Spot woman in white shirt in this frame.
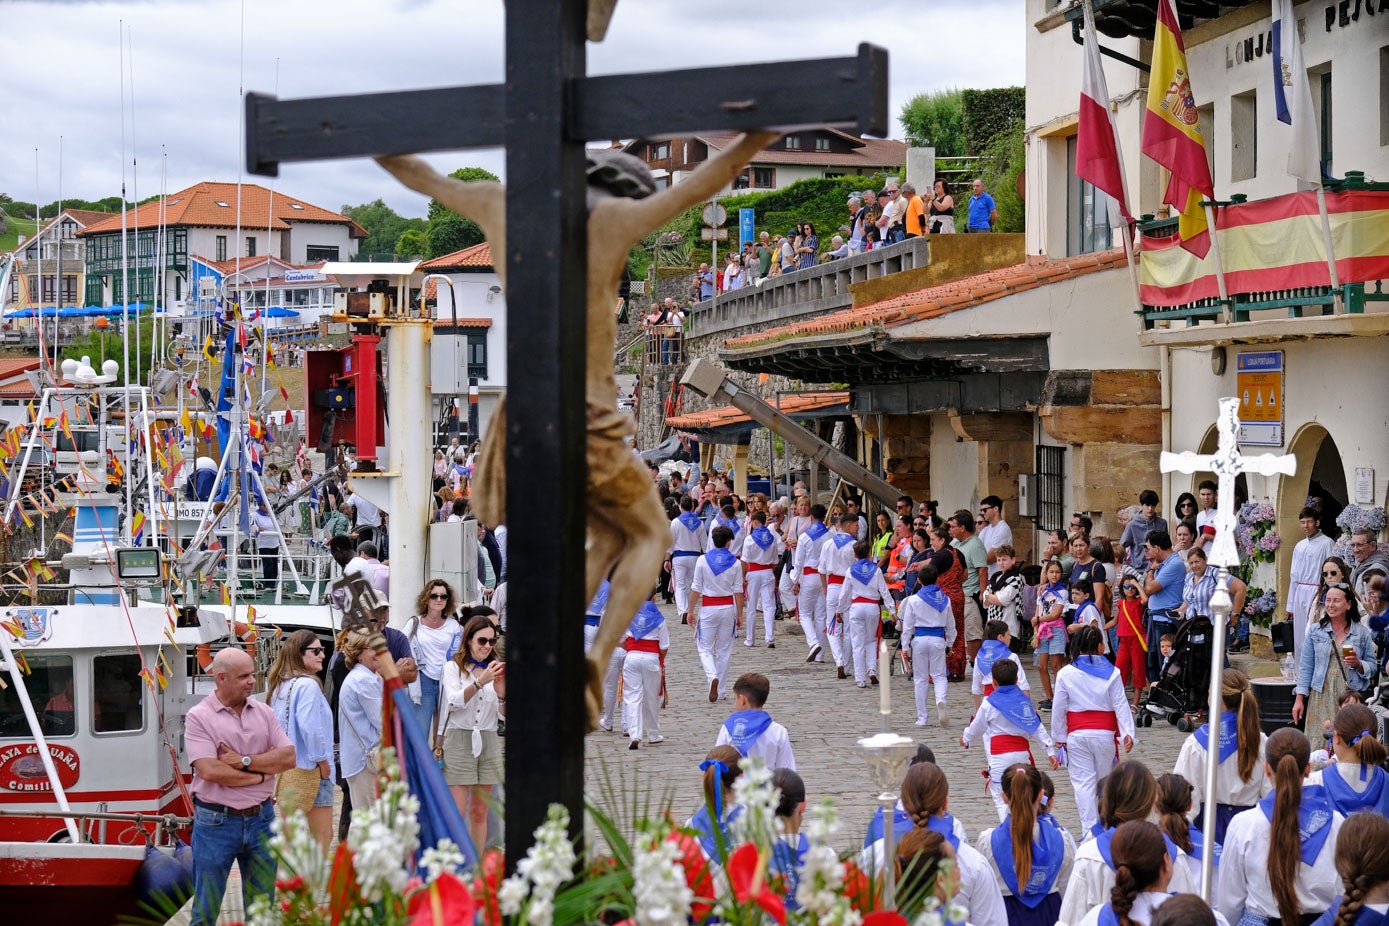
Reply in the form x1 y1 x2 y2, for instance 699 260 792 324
1314 812 1389 926
1073 821 1220 926
1217 728 1343 926
1306 702 1389 817
976 762 1076 926
407 579 463 743
336 630 383 815
1172 669 1269 844
440 614 505 855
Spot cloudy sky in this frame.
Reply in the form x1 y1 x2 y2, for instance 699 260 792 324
3 0 1025 219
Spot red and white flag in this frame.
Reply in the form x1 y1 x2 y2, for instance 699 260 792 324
1076 1 1132 224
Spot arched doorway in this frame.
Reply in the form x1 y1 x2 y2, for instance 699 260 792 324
1276 423 1347 611
1184 424 1247 517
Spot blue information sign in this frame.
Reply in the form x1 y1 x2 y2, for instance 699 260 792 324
739 208 755 248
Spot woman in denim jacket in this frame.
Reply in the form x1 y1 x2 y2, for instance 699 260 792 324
1293 584 1377 735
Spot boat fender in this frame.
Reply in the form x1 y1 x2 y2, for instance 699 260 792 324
135 842 194 911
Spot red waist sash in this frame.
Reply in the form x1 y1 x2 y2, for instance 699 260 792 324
623 638 661 653
746 562 774 572
1068 710 1119 732
827 575 845 585
802 567 819 576
702 596 735 606
851 596 881 605
990 734 1032 755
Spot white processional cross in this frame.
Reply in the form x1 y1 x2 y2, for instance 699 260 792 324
1159 397 1297 569
1158 396 1297 903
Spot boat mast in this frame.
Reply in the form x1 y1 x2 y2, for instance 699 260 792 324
118 21 133 542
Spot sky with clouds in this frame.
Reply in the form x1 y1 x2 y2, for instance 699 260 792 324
2 0 1025 219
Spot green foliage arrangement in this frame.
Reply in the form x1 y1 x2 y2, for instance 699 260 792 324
960 87 1025 156
340 199 427 261
973 121 1025 234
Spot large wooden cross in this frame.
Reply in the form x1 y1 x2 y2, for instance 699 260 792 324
245 0 887 865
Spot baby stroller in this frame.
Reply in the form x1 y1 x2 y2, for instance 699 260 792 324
1139 615 1213 731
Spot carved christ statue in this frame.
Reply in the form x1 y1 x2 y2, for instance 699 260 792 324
377 131 778 727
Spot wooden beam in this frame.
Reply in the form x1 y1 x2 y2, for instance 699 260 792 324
948 411 1033 443
1039 404 1161 446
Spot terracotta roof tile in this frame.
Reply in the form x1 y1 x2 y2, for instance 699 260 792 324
419 242 493 270
666 390 848 429
0 359 41 380
78 182 367 238
722 248 1127 351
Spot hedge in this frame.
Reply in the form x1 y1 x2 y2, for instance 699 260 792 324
961 87 1025 155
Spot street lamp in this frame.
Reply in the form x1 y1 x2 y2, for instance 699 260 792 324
854 731 917 909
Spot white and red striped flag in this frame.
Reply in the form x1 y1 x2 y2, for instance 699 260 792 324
1076 0 1132 225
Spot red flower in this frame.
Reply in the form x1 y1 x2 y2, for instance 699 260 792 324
407 872 477 925
275 875 306 893
725 843 786 926
863 912 910 926
471 849 505 926
667 829 715 921
840 858 878 913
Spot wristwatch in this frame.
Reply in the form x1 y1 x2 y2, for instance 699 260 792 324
241 755 252 770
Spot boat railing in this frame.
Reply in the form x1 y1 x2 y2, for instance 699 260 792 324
0 808 190 846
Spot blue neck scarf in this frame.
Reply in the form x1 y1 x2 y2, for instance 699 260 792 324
991 815 1066 905
627 602 665 639
1184 824 1222 864
750 526 775 550
677 511 702 532
1073 600 1100 626
1259 785 1336 865
1042 582 1068 604
831 531 855 549
849 558 880 585
976 639 1012 678
1194 711 1240 763
804 521 828 542
722 710 773 756
988 684 1042 734
925 813 960 851
1073 655 1117 681
863 804 913 849
716 515 741 534
1322 762 1389 816
770 833 810 910
585 579 610 618
916 583 949 611
706 547 737 576
1317 901 1389 926
689 800 742 859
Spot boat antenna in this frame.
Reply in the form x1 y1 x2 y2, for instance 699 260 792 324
260 58 279 397
56 136 64 359
127 22 141 386
118 19 134 541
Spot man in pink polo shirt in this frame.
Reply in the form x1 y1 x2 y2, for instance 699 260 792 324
184 648 295 926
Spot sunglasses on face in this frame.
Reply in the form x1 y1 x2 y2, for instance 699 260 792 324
1324 571 1341 578
473 636 496 646
429 593 449 600
304 646 324 655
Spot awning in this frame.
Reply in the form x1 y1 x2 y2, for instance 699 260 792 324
665 390 850 443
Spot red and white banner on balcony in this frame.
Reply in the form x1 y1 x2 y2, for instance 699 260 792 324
1138 190 1389 307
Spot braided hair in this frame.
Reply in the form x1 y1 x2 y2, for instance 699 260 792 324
1109 821 1168 926
900 761 949 829
1334 812 1389 926
1155 773 1195 854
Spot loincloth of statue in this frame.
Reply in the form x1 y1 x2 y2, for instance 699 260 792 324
470 394 655 534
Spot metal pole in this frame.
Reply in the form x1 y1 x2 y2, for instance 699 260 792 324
1201 569 1231 901
0 630 81 842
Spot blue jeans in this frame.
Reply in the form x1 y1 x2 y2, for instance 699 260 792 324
414 673 440 740
190 799 276 926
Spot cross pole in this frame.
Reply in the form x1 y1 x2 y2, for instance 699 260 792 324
1159 396 1296 901
243 0 887 867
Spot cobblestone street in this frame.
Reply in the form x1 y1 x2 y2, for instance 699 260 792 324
585 602 1191 851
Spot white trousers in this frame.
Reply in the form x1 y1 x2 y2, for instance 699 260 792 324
910 634 948 722
987 749 1033 822
825 580 847 667
846 602 881 683
745 569 777 644
621 650 662 743
583 621 599 654
1066 729 1119 835
696 604 738 698
672 555 698 617
600 645 625 729
778 563 797 612
797 575 827 657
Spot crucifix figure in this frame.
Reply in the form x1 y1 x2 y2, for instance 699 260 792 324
1159 395 1295 901
373 136 778 731
245 0 886 860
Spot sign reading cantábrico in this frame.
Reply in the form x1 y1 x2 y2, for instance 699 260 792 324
0 743 81 792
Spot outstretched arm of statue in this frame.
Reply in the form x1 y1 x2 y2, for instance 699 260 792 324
621 130 780 230
375 155 507 254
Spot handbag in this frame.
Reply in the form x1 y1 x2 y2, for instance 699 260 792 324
1271 619 1295 654
432 690 450 769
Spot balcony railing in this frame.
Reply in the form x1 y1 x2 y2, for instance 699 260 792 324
686 237 930 340
642 325 684 366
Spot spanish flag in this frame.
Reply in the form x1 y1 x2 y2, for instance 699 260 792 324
1141 0 1214 258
